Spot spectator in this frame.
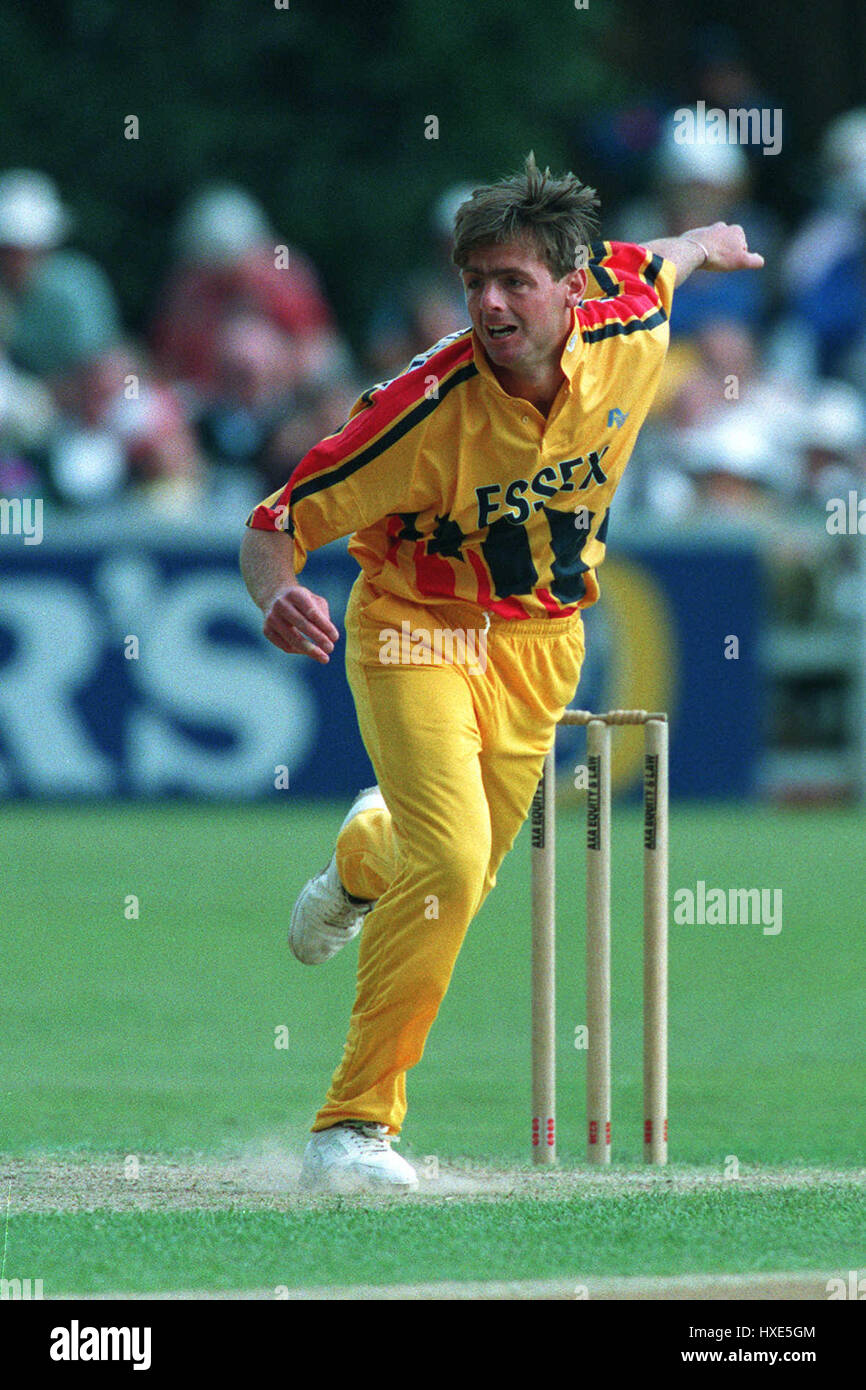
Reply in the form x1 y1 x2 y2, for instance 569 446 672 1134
48 343 205 512
262 375 367 499
0 353 55 496
780 109 866 296
619 319 812 520
675 405 800 517
0 170 121 384
685 24 781 179
196 312 295 493
151 184 349 406
664 320 752 426
798 380 866 508
574 23 775 209
663 319 787 432
609 116 781 337
192 310 367 508
773 109 866 381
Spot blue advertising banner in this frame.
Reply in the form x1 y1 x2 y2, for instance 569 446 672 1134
0 518 761 800
561 537 762 800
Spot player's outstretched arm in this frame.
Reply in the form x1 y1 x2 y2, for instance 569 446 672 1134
240 527 339 663
644 222 765 287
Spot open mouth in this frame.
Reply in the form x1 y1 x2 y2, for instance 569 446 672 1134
486 324 518 339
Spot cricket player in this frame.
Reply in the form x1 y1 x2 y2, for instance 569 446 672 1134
240 154 762 1192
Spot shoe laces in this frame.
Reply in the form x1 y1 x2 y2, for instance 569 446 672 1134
322 902 358 933
316 862 372 934
346 1122 398 1150
317 881 362 934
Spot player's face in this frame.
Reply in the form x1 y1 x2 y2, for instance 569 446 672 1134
461 240 584 375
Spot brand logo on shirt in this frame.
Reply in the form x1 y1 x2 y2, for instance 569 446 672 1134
607 407 629 428
475 446 609 528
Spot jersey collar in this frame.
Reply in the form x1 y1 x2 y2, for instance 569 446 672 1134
471 307 583 394
560 307 584 379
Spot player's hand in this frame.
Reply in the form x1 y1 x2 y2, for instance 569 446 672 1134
688 222 765 272
261 584 340 663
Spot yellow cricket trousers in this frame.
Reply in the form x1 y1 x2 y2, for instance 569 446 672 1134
312 576 585 1134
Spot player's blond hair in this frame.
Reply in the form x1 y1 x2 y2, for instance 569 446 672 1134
451 152 600 280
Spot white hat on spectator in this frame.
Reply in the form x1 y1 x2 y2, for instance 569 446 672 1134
656 117 748 188
174 184 271 266
678 407 795 488
804 381 866 453
0 169 71 248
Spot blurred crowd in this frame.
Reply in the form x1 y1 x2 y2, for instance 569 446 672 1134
0 175 361 518
2 93 866 529
603 100 866 527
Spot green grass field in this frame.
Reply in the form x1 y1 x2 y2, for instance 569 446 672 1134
2 800 865 1296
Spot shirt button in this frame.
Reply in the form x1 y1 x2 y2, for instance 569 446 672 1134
522 415 529 424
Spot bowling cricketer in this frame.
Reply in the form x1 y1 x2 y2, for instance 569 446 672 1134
240 153 763 1191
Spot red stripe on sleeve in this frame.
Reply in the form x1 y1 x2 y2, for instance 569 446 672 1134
247 497 290 531
579 243 663 331
289 336 475 492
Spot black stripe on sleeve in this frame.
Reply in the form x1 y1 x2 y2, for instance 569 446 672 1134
587 241 619 297
582 307 668 344
291 361 478 506
643 252 664 286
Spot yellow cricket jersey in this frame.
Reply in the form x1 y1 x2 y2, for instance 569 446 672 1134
247 240 676 620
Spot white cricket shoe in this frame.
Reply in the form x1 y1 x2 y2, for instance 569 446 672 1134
300 1122 419 1193
288 786 386 964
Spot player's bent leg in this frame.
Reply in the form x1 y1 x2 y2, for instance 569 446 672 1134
299 1121 418 1193
312 635 495 1131
288 785 388 965
314 760 494 1133
335 788 396 902
308 589 579 1138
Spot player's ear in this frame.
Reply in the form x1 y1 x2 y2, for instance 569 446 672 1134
564 267 587 305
